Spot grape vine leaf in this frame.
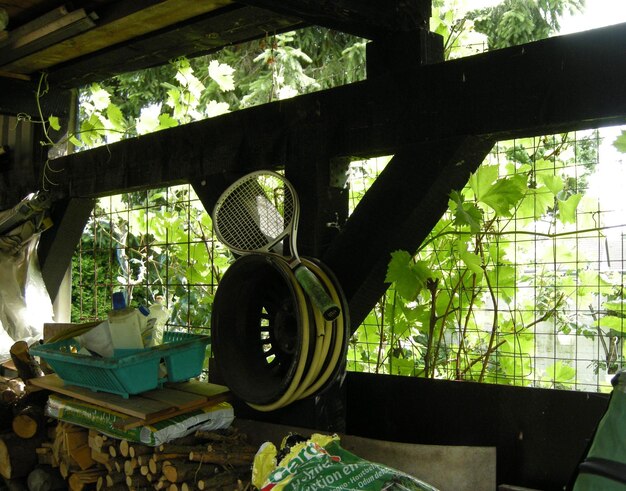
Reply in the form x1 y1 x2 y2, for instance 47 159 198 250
450 190 482 232
614 131 626 153
478 174 526 216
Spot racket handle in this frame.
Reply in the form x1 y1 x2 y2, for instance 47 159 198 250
294 265 341 321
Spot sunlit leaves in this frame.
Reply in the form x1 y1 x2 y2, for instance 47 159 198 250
208 60 235 92
48 115 61 131
386 251 433 300
613 130 626 153
477 174 527 216
450 190 482 232
136 103 162 135
557 193 582 223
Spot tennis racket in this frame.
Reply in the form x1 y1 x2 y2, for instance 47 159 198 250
213 170 341 321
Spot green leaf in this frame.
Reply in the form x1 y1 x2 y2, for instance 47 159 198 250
557 193 582 224
158 113 179 130
48 115 61 131
469 165 499 200
90 84 111 111
600 316 626 334
544 362 576 386
614 131 626 153
106 103 125 131
450 191 482 233
478 174 526 216
460 250 483 279
136 104 162 135
208 60 235 92
385 251 432 300
604 299 626 314
516 186 554 221
69 135 83 147
538 174 563 195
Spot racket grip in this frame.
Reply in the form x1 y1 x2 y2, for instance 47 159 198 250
294 265 341 321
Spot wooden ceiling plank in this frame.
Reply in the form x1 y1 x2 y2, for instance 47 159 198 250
0 10 96 66
0 0 234 74
0 4 69 49
48 5 302 89
237 0 432 39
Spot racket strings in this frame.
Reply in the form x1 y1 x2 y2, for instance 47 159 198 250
215 176 295 252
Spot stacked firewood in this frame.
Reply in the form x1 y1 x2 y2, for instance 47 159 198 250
36 424 254 491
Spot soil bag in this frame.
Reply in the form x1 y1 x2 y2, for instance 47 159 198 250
252 433 438 491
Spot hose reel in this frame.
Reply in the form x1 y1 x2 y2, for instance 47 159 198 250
211 254 349 411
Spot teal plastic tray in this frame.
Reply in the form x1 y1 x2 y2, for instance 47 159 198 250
31 331 210 398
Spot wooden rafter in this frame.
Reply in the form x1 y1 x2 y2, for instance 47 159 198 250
236 0 432 39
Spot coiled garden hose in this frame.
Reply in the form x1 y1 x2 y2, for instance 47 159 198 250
211 255 349 412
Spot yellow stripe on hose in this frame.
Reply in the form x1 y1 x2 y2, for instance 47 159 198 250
247 257 345 411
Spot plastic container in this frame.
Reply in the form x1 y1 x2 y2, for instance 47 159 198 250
31 331 210 398
108 292 144 350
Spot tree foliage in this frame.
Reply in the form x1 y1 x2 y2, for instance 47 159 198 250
66 0 623 391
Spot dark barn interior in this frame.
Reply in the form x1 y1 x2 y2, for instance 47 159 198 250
1 1 624 489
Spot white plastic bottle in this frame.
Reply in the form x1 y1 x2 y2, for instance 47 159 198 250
107 292 144 351
147 296 170 346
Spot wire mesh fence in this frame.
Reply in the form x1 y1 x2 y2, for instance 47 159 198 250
72 126 626 392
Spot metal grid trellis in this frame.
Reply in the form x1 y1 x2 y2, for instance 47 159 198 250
72 185 228 339
348 128 626 393
72 128 626 393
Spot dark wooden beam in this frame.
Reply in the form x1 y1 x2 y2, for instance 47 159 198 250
236 0 432 39
48 5 303 89
0 76 71 117
38 197 95 302
324 137 495 330
48 22 626 199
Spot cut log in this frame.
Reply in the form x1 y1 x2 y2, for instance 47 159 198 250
67 468 105 491
9 342 44 381
128 444 153 458
188 450 255 467
151 452 189 462
106 471 126 487
26 465 66 491
162 461 220 483
118 439 129 458
148 458 161 475
196 472 241 490
125 474 150 488
12 405 46 439
90 448 110 465
157 444 208 455
0 432 46 479
124 457 138 475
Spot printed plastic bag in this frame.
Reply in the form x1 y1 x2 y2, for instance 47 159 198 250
46 394 235 446
252 433 439 491
0 238 53 361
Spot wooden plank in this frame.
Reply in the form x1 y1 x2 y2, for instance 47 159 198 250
167 379 230 398
13 9 89 48
29 374 171 419
1 0 233 74
238 0 432 39
139 387 206 410
116 395 232 430
0 14 96 67
0 5 70 49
